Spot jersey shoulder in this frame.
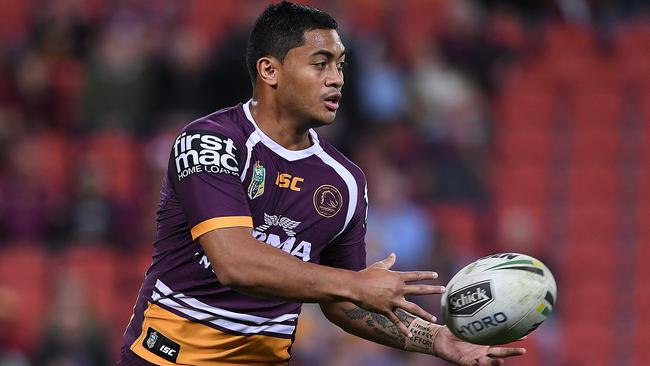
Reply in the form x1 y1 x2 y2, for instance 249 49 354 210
181 103 253 146
168 103 253 183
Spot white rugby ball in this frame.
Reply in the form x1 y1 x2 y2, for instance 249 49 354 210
440 253 557 345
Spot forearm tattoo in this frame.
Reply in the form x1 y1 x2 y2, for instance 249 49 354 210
342 306 416 347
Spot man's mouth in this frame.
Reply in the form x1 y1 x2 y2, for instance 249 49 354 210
324 93 341 111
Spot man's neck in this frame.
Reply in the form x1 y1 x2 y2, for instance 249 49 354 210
249 97 313 151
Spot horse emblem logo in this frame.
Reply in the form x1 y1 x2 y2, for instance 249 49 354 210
313 185 342 218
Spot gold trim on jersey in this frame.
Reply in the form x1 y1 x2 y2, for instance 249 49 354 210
130 303 291 365
191 216 253 240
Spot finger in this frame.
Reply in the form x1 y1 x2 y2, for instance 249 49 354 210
399 271 438 282
398 301 437 322
386 311 410 337
486 347 526 358
374 253 396 270
402 284 446 295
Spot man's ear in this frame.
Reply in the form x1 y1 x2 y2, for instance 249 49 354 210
256 57 280 87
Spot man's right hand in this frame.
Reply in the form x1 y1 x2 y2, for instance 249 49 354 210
352 253 445 337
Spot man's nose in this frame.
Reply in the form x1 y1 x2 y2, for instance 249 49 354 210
325 67 344 89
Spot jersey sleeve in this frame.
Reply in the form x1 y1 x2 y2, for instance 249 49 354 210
169 125 252 240
319 180 368 271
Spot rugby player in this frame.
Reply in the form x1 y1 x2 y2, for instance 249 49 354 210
118 2 526 365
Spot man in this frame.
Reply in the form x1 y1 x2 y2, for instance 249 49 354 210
118 2 525 365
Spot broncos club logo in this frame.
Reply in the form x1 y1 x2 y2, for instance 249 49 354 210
313 185 343 218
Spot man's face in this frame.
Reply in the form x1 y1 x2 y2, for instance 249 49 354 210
277 29 345 126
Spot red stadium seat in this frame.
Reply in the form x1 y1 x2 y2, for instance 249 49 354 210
431 204 482 259
185 0 237 45
572 90 624 129
495 87 557 129
112 245 154 356
639 91 650 164
499 59 557 91
542 24 597 57
568 165 619 207
492 162 551 201
0 243 49 351
632 283 650 366
32 132 74 199
345 0 385 35
564 322 614 366
0 0 31 42
538 24 623 93
396 0 448 57
493 202 547 254
83 132 142 202
569 126 621 168
561 282 615 325
633 233 650 279
615 22 650 88
565 202 618 239
561 244 618 290
491 159 551 254
632 325 650 366
56 245 119 325
496 126 554 165
636 167 650 209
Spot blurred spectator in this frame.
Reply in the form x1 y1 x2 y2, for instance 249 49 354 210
355 39 408 122
365 163 435 271
65 159 116 245
409 46 487 149
81 21 155 135
155 30 215 117
0 136 55 242
33 275 110 366
30 0 92 61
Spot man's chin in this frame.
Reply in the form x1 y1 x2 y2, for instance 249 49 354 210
310 112 337 127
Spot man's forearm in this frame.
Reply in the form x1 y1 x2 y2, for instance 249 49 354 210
199 226 441 336
323 303 441 354
200 228 360 304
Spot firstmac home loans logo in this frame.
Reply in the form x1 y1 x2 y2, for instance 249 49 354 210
447 280 494 317
173 130 240 181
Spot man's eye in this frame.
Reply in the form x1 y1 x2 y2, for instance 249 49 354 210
337 61 348 71
314 62 327 69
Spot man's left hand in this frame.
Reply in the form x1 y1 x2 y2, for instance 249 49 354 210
433 326 526 366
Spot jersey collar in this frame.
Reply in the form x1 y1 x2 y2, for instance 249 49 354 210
243 100 323 161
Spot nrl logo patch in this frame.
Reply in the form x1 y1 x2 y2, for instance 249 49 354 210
146 330 158 349
247 161 266 200
313 184 342 218
142 327 180 363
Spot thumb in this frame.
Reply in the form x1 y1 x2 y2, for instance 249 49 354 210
374 252 396 270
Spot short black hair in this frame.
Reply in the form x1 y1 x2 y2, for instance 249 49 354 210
246 1 338 85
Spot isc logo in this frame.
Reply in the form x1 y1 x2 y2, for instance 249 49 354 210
275 173 303 191
159 345 177 357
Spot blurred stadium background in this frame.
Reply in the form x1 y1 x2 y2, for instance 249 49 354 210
0 0 648 365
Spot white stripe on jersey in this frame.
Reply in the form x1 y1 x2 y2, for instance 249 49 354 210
154 295 296 336
240 133 261 182
315 151 358 239
153 280 297 336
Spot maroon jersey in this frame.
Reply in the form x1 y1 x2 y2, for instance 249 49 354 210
121 101 368 365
